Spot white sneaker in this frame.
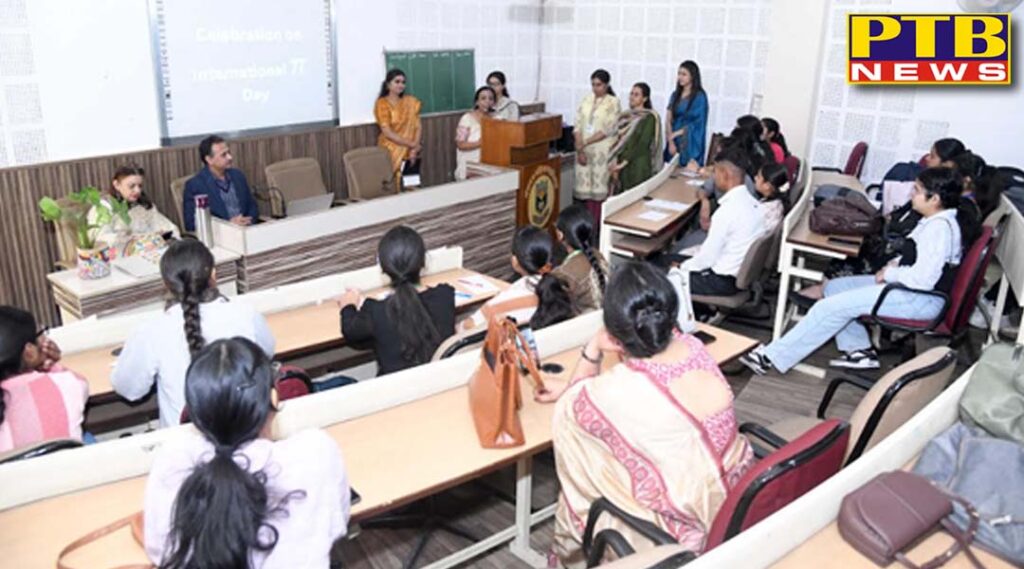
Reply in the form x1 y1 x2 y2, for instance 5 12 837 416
969 298 995 329
829 349 881 370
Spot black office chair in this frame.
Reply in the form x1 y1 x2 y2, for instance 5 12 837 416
0 438 83 464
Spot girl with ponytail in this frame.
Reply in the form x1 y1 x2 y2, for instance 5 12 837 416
462 226 575 331
552 204 609 313
112 239 275 426
537 262 753 565
338 225 456 374
145 337 350 568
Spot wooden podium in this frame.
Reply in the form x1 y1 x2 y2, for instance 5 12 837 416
480 113 562 230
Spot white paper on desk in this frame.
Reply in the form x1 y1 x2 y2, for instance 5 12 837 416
456 275 499 294
646 199 689 212
638 209 671 222
687 179 705 186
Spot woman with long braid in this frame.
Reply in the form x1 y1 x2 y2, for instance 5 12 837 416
144 337 350 568
112 239 274 426
552 203 609 313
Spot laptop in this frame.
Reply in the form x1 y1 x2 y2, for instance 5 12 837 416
285 194 333 217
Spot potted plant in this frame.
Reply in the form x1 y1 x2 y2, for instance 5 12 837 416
39 186 130 280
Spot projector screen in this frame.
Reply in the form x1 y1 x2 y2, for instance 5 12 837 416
149 0 337 145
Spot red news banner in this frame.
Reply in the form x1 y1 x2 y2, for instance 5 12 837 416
847 14 1012 85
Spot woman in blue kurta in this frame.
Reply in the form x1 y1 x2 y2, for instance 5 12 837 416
664 60 709 168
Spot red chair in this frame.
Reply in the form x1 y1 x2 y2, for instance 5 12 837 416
783 155 801 186
581 420 850 567
812 142 868 180
859 220 1004 360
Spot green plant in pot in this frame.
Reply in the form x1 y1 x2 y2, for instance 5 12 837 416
39 186 130 280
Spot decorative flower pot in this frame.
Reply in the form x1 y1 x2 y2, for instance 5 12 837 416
76 243 112 280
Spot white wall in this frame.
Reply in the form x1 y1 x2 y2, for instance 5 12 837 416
538 0 774 136
0 0 541 167
808 0 1024 181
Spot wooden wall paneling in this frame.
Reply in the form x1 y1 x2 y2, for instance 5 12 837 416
0 104 545 326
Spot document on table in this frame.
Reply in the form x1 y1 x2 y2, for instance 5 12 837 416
687 179 705 186
456 275 500 294
638 209 671 222
646 199 689 212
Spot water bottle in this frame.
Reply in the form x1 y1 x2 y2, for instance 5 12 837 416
194 194 214 247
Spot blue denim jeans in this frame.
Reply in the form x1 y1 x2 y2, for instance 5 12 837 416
764 275 945 373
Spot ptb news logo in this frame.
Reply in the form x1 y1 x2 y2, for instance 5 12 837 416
848 14 1012 85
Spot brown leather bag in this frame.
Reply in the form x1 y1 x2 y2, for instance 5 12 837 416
838 471 986 569
57 511 153 569
810 195 883 236
468 317 546 448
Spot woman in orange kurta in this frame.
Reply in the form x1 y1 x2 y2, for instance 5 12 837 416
375 69 423 183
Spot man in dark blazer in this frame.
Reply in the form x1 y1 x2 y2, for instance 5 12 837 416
182 135 260 232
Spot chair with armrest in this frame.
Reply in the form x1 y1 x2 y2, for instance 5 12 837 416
0 438 84 464
49 196 90 271
169 175 192 233
704 132 725 167
431 327 489 361
343 147 398 201
858 220 1002 361
581 420 850 567
782 155 801 187
691 229 778 326
263 158 345 217
813 141 868 180
741 347 956 465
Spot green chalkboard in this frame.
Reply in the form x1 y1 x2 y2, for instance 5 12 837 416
384 50 476 114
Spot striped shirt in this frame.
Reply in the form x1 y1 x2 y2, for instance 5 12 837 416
0 366 89 452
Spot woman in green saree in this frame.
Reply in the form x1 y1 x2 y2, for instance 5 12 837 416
609 82 663 194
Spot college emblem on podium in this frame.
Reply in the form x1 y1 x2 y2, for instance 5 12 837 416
526 165 557 228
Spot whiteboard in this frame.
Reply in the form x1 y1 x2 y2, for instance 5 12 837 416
149 0 338 145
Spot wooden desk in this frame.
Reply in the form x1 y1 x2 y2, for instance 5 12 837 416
47 246 240 322
772 171 867 349
0 324 756 569
63 268 507 401
604 176 702 237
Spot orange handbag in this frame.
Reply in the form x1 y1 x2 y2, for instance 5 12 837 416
56 511 153 569
468 317 546 448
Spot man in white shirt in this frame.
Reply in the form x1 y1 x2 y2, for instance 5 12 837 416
675 147 765 296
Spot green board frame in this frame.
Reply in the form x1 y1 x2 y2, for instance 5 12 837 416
384 49 476 114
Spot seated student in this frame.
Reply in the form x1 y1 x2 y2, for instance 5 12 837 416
88 164 179 258
743 167 964 374
462 226 575 331
735 115 777 170
454 86 496 181
145 337 350 568
671 147 765 296
677 162 787 259
0 307 88 452
925 137 966 169
552 204 608 313
537 262 754 565
762 117 789 164
182 135 260 233
338 226 455 374
487 71 520 120
112 239 275 427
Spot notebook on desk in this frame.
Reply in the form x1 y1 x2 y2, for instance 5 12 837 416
112 255 161 278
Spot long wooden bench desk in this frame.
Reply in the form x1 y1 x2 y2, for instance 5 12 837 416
60 267 506 403
0 315 757 569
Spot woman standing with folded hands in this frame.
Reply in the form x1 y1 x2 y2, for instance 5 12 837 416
574 69 621 224
375 69 423 183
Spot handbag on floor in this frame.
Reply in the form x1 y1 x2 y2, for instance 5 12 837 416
913 422 1024 565
959 342 1024 445
57 511 152 569
468 316 546 449
838 471 985 568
